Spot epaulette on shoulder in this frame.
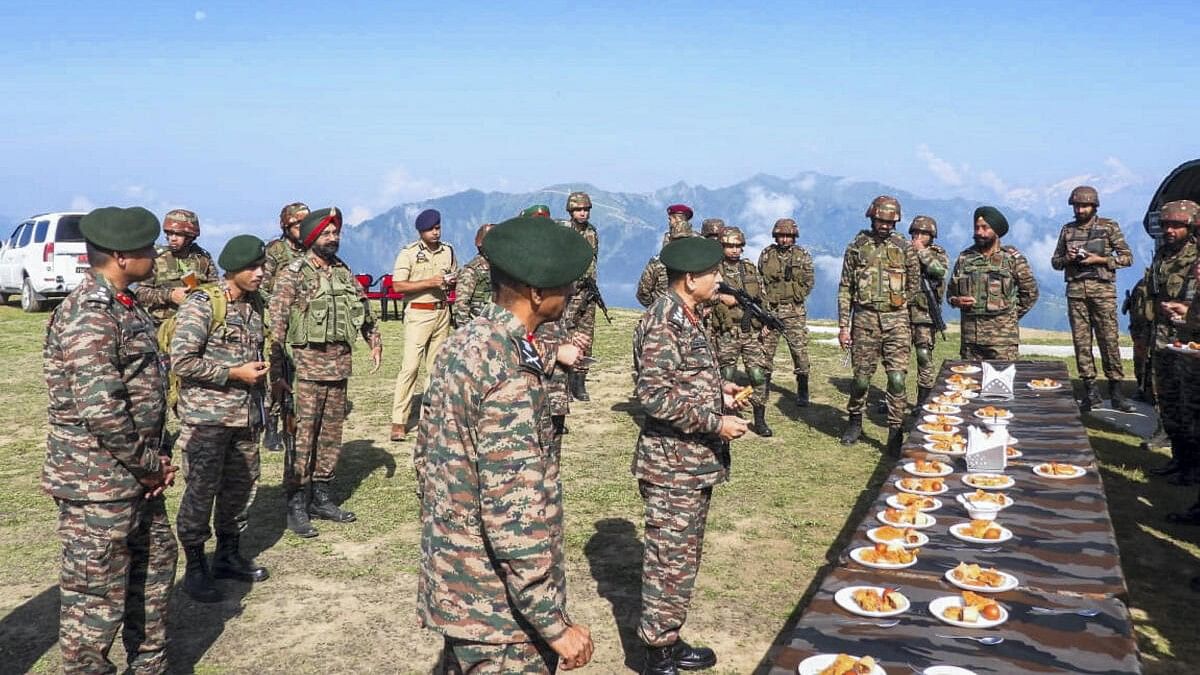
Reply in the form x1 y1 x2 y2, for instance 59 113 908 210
84 286 113 307
286 258 306 272
668 304 686 329
1003 245 1025 260
154 245 170 257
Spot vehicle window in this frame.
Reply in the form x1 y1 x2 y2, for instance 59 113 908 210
8 224 27 248
17 223 33 248
34 220 50 243
55 215 85 242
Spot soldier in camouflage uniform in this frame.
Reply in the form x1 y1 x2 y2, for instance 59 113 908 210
633 236 749 675
1167 228 1200 523
451 222 496 327
1050 186 1135 412
714 226 773 436
1143 200 1200 484
700 219 724 240
908 216 948 409
263 202 309 296
637 204 695 307
44 206 179 674
133 208 219 325
561 192 601 401
416 216 595 673
948 206 1039 361
758 218 815 407
171 236 272 603
837 196 921 455
1123 277 1154 401
269 207 383 537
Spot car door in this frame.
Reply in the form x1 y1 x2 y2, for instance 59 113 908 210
0 222 31 290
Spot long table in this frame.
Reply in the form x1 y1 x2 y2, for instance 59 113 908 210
769 361 1140 674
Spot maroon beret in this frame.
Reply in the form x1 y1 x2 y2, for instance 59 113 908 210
666 204 694 220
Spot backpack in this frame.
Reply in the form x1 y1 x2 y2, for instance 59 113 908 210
157 283 228 409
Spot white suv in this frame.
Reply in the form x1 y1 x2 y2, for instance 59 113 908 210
0 212 89 312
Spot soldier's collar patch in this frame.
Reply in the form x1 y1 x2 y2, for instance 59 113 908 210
516 336 543 374
115 292 135 308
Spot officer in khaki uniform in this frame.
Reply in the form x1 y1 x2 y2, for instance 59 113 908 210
390 208 458 441
134 208 219 325
758 218 814 406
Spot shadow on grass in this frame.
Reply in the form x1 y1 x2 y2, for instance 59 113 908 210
0 584 58 673
584 518 644 673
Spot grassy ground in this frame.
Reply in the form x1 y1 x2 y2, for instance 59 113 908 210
0 301 1195 673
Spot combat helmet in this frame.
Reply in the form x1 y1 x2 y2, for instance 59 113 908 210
772 218 798 237
1160 200 1200 227
566 191 592 210
163 209 200 237
865 196 902 222
1068 185 1100 207
279 202 310 229
908 215 938 239
719 227 746 246
700 218 725 238
667 219 694 240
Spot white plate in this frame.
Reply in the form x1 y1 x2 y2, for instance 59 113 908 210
945 567 1019 593
923 414 965 426
895 478 949 496
949 522 1014 544
877 510 937 529
930 595 1009 629
867 526 930 549
924 667 978 675
958 492 1013 509
797 654 886 675
942 387 980 398
834 585 911 618
918 423 961 436
962 474 1014 490
931 395 972 406
973 409 1014 421
950 365 982 374
1006 436 1020 446
1005 447 1023 459
1033 463 1086 479
904 461 954 478
887 494 943 512
923 403 963 415
850 545 920 569
1166 343 1200 355
923 441 966 456
1026 382 1064 391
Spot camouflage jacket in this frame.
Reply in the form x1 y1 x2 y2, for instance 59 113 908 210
636 256 668 308
452 255 492 327
717 258 764 328
44 271 166 501
632 289 730 490
758 244 814 311
262 236 304 296
415 303 569 644
565 219 600 279
171 287 266 428
910 243 949 325
133 243 218 323
1144 238 1198 349
1050 217 1133 298
533 318 571 417
950 244 1039 347
837 231 921 328
268 252 381 382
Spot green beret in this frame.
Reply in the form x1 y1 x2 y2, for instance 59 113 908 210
299 207 343 248
219 235 267 272
79 206 160 252
974 205 1009 237
482 216 591 289
660 237 722 273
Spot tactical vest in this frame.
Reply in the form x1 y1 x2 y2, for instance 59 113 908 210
154 246 204 287
468 264 492 311
958 248 1020 316
285 260 366 347
851 234 909 311
1146 240 1198 324
911 245 947 313
760 246 804 305
1062 219 1115 283
720 259 761 322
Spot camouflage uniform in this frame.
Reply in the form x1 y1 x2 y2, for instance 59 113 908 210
1124 277 1153 396
134 243 218 324
637 255 669 308
562 214 600 386
758 240 814 380
948 245 1039 360
716 257 769 407
1144 238 1198 448
262 236 304 296
632 289 729 649
416 303 570 672
451 254 492 326
910 241 949 390
44 271 178 674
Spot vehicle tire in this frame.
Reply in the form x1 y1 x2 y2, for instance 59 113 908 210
21 277 43 313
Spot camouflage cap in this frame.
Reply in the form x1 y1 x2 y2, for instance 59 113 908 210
909 215 938 238
566 192 592 210
865 196 901 222
474 222 495 249
772 218 798 236
520 204 552 218
80 206 160 252
719 226 746 246
666 204 694 220
279 202 310 228
700 218 725 237
1068 185 1100 207
299 207 343 248
163 208 200 236
660 237 722 273
218 234 267 272
667 219 695 240
1160 200 1200 227
481 216 591 289
974 205 1009 237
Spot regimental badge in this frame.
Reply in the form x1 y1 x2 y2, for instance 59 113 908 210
516 337 544 374
415 252 428 263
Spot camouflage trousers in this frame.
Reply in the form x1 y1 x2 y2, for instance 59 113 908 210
1067 295 1124 381
911 323 938 390
547 368 571 417
176 424 261 547
960 343 1019 361
1153 349 1186 441
1181 354 1200 446
716 325 768 406
637 481 712 647
848 308 910 428
288 379 347 490
762 304 809 376
436 636 558 674
55 496 178 675
565 295 596 376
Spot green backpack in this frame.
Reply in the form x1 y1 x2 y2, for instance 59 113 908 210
157 283 228 410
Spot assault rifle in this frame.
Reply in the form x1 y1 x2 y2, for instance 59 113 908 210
718 282 786 333
578 276 612 324
922 276 947 340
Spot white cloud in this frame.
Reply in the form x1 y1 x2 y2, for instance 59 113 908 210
194 10 207 21
916 144 965 187
791 174 817 192
70 195 95 212
348 167 462 224
1020 232 1060 279
739 186 798 229
347 206 373 225
813 254 843 286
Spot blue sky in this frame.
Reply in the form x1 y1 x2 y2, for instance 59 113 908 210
1 1 1197 241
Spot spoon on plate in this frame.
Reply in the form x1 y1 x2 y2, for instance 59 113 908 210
837 619 900 628
1029 606 1100 617
935 634 1004 645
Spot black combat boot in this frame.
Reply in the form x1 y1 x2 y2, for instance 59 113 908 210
915 386 932 411
309 482 356 523
552 414 568 435
1083 379 1103 410
795 374 810 407
1108 380 1135 413
1150 439 1185 476
840 414 863 446
670 639 717 670
885 427 904 458
642 643 678 675
570 372 590 402
287 489 319 538
182 544 222 603
752 404 773 437
213 533 269 582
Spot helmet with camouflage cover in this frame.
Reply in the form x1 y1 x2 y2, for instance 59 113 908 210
163 209 200 237
1068 185 1099 207
279 202 310 229
566 191 592 211
772 218 798 237
865 195 901 222
667 219 694 240
908 215 938 238
1160 200 1200 227
719 226 746 246
700 218 725 238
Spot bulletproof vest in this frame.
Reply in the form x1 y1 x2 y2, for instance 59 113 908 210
468 264 492 310
1063 219 1114 282
958 248 1020 316
760 246 804 304
154 246 204 287
285 260 366 346
911 245 947 312
720 259 760 321
851 233 909 311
